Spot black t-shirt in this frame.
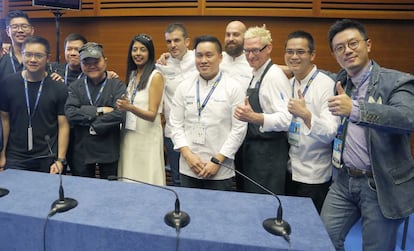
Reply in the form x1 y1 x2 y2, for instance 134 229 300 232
0 52 24 83
0 72 68 160
49 62 83 86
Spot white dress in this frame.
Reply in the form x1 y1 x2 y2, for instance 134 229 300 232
118 70 165 185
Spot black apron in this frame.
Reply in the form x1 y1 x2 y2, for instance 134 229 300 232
235 62 289 195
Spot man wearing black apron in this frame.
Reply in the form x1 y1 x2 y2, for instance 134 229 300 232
235 26 291 195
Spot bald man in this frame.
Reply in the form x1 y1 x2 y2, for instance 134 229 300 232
221 21 252 90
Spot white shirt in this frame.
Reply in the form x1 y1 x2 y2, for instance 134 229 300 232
221 52 252 91
170 71 247 180
156 50 197 137
251 59 292 132
287 66 340 184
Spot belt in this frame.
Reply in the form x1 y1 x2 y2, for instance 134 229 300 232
344 166 373 178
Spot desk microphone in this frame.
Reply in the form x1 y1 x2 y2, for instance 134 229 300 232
107 176 190 232
210 157 291 242
45 135 78 217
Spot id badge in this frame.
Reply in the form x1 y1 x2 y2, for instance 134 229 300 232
332 137 343 168
190 124 206 145
28 126 33 151
125 111 137 131
288 120 300 147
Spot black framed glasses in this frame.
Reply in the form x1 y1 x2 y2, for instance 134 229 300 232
7 24 32 32
333 39 367 55
243 44 268 55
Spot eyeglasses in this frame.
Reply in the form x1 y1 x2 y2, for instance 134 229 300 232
244 44 268 55
285 49 310 56
7 24 32 32
333 39 367 55
22 52 47 60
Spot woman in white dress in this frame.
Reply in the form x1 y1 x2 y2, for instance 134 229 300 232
116 34 166 185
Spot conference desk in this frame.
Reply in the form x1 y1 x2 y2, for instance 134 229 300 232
0 169 334 251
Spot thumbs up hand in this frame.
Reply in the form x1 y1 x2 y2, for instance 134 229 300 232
288 89 312 128
288 89 307 117
328 81 353 117
234 96 262 125
336 82 345 95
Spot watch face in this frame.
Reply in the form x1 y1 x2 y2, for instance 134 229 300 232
58 159 67 165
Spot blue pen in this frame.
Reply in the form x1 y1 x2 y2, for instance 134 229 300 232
280 92 285 101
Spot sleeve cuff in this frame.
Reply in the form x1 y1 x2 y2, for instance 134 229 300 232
349 100 361 123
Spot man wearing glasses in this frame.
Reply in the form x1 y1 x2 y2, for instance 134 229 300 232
0 36 69 174
0 10 34 82
283 30 339 214
321 19 414 250
234 26 291 195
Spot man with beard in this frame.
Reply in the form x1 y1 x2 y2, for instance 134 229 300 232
221 21 252 91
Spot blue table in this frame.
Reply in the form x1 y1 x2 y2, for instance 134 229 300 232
0 169 334 250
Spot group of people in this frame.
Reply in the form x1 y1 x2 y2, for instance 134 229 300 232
1 9 414 251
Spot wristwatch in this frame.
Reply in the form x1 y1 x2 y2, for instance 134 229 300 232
97 107 104 116
57 158 67 166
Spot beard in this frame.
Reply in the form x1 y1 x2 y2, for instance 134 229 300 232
224 43 243 58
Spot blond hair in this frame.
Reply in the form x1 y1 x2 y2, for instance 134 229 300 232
244 26 272 45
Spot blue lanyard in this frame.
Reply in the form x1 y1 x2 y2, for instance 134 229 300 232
291 70 319 98
352 61 373 93
84 77 108 106
64 64 83 86
196 72 222 117
24 73 45 127
9 50 17 73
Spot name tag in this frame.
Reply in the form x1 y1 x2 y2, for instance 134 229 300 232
288 120 300 147
190 123 206 145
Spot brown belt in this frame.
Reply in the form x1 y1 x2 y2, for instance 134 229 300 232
345 166 373 178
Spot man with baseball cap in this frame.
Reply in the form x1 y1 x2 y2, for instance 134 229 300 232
65 42 126 179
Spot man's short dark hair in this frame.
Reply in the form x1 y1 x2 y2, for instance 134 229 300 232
328 19 368 51
64 33 88 48
286 30 315 53
6 10 31 26
165 23 188 38
193 35 222 54
22 36 51 55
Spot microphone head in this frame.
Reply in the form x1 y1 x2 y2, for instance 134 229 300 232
45 135 50 141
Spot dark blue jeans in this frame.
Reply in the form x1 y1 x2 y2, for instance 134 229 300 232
321 169 403 251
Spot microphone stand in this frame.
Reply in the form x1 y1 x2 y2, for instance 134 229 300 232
210 157 291 242
44 135 77 217
49 169 78 216
52 10 63 63
107 176 190 232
